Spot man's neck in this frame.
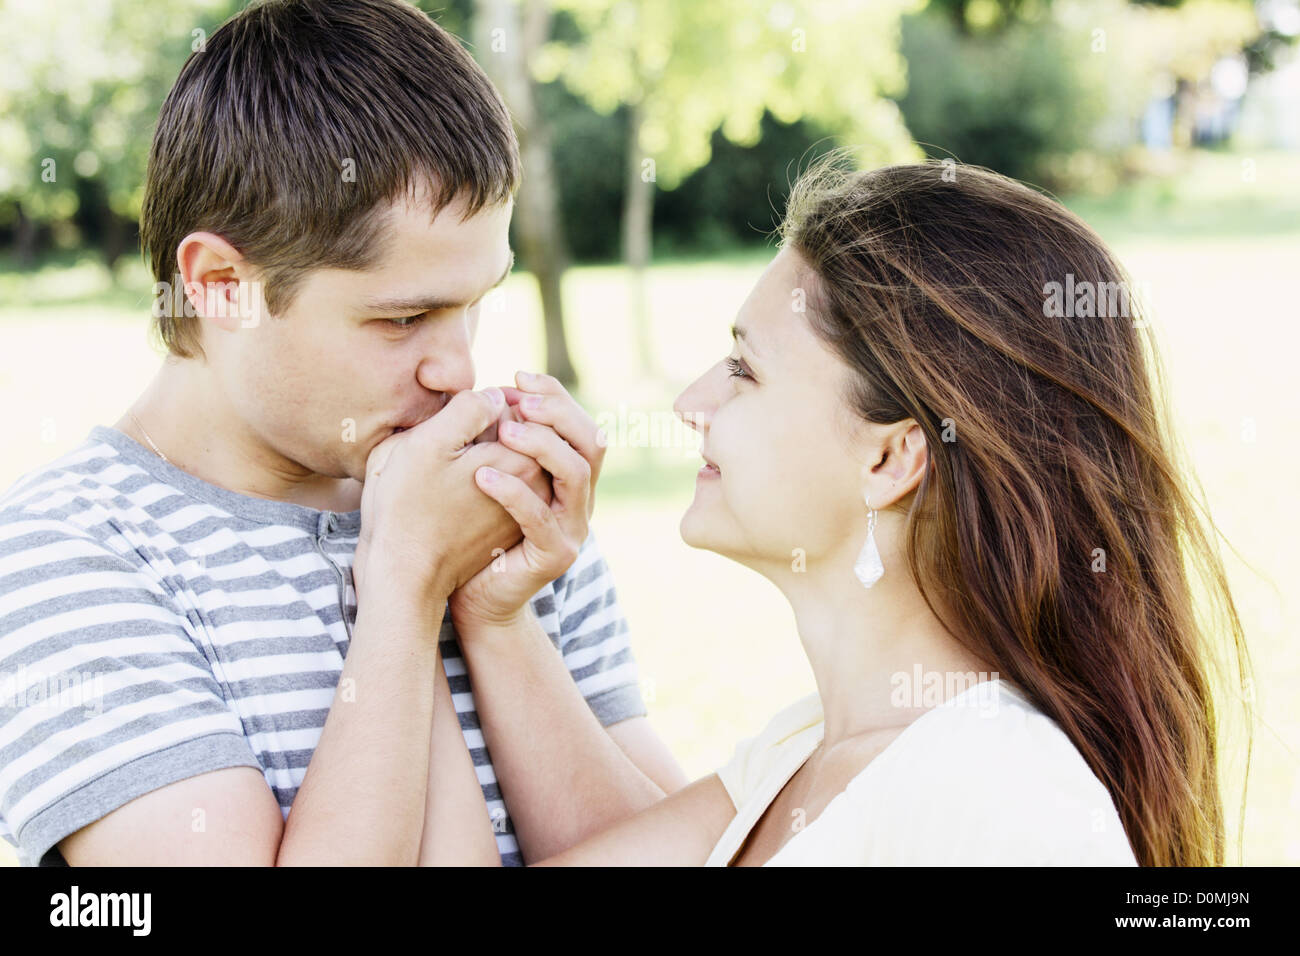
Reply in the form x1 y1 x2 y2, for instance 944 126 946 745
115 358 363 513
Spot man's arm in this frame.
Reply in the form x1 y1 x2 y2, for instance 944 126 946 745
453 607 687 862
417 639 501 866
606 717 691 795
61 575 448 866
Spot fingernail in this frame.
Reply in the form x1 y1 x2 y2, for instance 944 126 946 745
501 421 521 439
517 370 536 384
483 387 504 408
522 395 542 412
479 466 499 484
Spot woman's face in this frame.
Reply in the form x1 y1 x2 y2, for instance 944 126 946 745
673 247 873 575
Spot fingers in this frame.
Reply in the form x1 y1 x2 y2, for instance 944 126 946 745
473 467 578 575
429 388 507 453
465 441 554 507
510 372 606 489
497 418 591 528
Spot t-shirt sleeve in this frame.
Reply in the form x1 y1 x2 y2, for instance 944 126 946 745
539 528 646 727
0 510 262 867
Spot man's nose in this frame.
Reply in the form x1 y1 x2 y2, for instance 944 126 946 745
417 316 477 394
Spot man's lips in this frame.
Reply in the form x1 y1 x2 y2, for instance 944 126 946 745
391 390 524 434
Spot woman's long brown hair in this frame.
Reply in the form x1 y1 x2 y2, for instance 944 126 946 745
781 156 1252 866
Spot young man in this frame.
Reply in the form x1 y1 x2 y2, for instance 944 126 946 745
0 0 686 867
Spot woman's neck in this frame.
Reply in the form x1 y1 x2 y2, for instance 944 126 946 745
781 565 997 749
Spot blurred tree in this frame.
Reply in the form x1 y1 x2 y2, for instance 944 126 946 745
654 111 840 254
0 0 241 272
473 0 579 386
533 0 922 376
898 0 1263 186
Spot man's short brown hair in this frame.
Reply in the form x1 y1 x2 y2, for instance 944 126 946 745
140 0 520 360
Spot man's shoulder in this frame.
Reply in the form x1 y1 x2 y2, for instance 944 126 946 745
0 432 128 526
0 433 170 596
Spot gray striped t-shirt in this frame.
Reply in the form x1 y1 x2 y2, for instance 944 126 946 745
0 425 646 866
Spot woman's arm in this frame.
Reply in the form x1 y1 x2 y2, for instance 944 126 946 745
415 622 736 867
529 771 738 866
417 642 501 866
451 608 675 860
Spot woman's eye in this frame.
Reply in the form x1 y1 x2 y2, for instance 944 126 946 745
387 313 426 329
725 357 751 380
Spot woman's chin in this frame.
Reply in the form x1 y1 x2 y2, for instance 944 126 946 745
678 506 724 554
678 507 706 550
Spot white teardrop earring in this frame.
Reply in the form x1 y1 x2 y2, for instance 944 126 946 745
853 491 884 588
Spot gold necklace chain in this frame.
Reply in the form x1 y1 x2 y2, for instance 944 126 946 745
127 410 172 466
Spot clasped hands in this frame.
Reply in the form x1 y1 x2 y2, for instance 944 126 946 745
353 371 605 631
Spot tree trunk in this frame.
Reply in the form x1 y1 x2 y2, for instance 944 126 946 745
13 201 37 268
474 0 578 388
622 97 656 377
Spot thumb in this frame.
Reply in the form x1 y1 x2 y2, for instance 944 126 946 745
428 387 507 452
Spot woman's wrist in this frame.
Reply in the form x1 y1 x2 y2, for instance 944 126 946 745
448 597 531 637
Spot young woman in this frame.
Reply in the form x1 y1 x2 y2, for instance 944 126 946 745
436 158 1250 866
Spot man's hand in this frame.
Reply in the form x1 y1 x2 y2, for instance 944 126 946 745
353 387 552 604
448 371 601 628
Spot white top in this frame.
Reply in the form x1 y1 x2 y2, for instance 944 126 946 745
705 679 1138 866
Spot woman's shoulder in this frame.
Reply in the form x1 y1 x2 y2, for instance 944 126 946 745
851 679 1137 864
713 692 824 810
767 679 1138 866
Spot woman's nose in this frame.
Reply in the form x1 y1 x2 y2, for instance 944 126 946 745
673 373 714 432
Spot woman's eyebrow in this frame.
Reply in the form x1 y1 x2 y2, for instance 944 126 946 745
731 323 761 357
362 252 514 314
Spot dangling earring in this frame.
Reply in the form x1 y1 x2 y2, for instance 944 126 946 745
853 491 884 588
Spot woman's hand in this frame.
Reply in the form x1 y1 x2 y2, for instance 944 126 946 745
448 371 601 629
502 371 606 521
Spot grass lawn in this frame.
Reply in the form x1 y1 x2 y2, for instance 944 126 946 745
1 149 1296 865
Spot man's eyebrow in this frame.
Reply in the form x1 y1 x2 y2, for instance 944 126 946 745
362 251 515 314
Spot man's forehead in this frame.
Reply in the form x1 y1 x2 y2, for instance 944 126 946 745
352 191 513 307
359 248 514 314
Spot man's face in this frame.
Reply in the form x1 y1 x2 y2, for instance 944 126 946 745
213 188 514 484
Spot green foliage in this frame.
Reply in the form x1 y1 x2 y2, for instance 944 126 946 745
653 112 841 255
897 7 1111 185
0 0 243 254
897 0 1264 188
537 0 921 188
544 80 839 261
538 81 626 260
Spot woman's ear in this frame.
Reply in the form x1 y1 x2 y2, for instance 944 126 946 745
862 421 928 508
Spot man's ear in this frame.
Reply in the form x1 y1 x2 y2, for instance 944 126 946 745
176 231 261 333
862 420 928 509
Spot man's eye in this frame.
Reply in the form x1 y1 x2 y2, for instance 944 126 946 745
387 313 426 328
725 357 751 380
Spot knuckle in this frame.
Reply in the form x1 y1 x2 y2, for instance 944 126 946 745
530 499 551 527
